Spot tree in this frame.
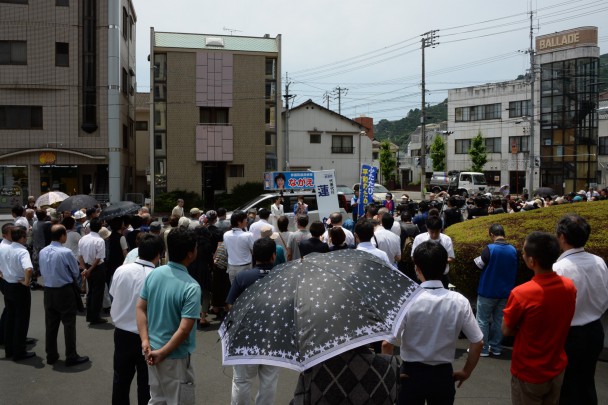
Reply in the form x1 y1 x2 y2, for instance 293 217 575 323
379 140 397 183
430 135 446 171
469 131 488 172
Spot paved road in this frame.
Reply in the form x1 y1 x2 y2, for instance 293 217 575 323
1 287 607 404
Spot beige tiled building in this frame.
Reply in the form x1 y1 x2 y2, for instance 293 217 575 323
0 0 137 207
150 30 282 208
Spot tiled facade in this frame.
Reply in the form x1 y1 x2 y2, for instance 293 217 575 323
151 31 281 207
0 0 136 206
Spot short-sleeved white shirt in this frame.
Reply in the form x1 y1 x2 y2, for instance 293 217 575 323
373 228 402 264
78 231 106 265
4 242 33 283
411 232 455 275
223 228 254 266
356 242 395 270
391 280 483 364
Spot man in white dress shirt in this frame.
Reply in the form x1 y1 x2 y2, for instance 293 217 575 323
322 212 355 247
373 213 402 267
553 214 608 405
248 208 274 241
223 211 255 284
110 233 165 405
78 218 107 325
411 215 455 288
354 219 394 269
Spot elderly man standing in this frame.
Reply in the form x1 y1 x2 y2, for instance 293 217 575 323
136 227 201 405
78 218 107 325
171 198 185 218
110 233 164 405
553 214 608 405
39 224 89 366
3 226 35 361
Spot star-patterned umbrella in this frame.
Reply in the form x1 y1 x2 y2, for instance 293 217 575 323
219 249 422 372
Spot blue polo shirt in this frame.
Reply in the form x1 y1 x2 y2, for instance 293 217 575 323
140 261 201 359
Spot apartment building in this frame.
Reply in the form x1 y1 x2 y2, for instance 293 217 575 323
0 0 137 206
150 30 281 208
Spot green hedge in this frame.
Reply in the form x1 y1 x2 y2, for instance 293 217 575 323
154 189 204 213
445 201 608 300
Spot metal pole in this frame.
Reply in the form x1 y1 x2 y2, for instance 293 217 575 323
420 37 426 197
528 11 536 195
283 73 291 171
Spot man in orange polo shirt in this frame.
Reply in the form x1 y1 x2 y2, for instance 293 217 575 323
502 231 576 405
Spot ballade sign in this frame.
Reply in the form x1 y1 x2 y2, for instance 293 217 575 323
536 27 597 54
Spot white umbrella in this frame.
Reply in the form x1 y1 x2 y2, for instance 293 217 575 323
35 191 69 207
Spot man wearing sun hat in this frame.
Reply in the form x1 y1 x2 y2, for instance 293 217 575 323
260 225 285 266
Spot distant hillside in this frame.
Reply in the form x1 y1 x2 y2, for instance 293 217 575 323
374 99 448 150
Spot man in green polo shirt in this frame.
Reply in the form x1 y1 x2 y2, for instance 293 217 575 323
137 227 201 404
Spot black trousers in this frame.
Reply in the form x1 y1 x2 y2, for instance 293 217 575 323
44 285 77 360
3 282 31 358
398 362 455 405
112 327 150 405
0 277 7 345
559 319 604 405
85 262 106 322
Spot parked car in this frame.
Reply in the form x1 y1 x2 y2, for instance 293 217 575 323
352 183 390 204
228 191 348 231
337 185 354 211
429 172 450 192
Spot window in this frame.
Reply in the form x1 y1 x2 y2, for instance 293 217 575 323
122 68 128 95
0 0 28 3
265 59 276 77
599 137 608 155
200 107 229 124
122 7 128 40
0 106 43 129
309 133 321 144
484 137 501 153
372 152 379 160
265 132 272 146
265 82 276 100
56 0 68 5
455 103 501 122
55 42 69 67
331 135 353 154
122 124 129 149
509 136 530 153
508 100 531 118
455 139 471 154
0 41 27 65
154 84 166 101
228 165 245 177
135 121 148 131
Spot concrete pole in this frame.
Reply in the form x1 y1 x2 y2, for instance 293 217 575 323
107 0 121 202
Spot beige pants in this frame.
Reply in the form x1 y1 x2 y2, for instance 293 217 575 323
511 370 565 405
148 355 195 405
227 263 251 284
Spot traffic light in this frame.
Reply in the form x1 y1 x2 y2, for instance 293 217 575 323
534 156 541 168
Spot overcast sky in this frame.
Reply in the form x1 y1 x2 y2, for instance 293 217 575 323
131 0 607 122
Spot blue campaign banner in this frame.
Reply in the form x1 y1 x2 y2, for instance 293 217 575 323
263 171 315 191
357 165 378 217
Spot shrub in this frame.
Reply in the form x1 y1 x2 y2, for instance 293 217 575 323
154 189 204 213
445 200 608 300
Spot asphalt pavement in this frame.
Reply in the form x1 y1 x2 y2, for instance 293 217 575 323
1 286 607 404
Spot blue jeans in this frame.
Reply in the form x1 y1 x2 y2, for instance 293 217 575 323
476 295 507 353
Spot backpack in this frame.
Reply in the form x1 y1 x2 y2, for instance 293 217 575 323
400 235 415 264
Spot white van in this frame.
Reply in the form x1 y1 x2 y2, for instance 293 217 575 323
448 171 487 197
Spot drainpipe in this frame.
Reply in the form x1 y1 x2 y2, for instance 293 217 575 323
107 0 121 202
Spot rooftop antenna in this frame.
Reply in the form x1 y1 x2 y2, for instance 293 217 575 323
223 27 242 36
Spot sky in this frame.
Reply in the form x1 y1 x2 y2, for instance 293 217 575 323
131 0 607 122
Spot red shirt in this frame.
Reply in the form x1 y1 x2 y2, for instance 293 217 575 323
503 272 576 383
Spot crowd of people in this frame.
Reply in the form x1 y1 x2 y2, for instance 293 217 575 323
0 190 607 404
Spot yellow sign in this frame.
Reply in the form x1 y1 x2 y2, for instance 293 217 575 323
39 152 56 164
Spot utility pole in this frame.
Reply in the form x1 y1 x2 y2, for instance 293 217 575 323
527 11 536 195
322 91 332 109
332 86 348 114
420 30 439 197
283 73 295 171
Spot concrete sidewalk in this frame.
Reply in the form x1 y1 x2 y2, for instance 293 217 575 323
0 289 606 404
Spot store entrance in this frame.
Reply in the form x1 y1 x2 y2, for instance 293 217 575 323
40 165 79 195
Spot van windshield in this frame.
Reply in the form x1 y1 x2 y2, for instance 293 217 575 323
473 175 487 184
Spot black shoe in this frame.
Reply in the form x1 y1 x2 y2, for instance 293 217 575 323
47 355 59 365
25 337 36 345
13 351 36 361
30 282 42 290
89 318 108 325
65 355 89 367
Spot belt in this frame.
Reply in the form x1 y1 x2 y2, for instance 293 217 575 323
44 284 72 290
231 262 251 267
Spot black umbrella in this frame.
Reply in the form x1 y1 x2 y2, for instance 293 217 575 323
56 194 99 213
98 201 140 221
534 187 555 198
219 250 422 372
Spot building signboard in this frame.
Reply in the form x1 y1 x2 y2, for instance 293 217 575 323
263 171 315 191
536 27 598 54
